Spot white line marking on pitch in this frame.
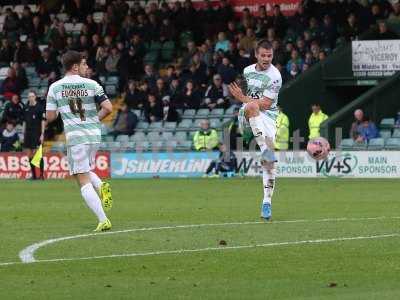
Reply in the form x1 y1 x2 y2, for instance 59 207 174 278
7 215 400 266
1 232 399 267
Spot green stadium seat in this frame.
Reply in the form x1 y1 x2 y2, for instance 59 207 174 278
149 122 163 130
151 140 164 150
195 108 210 118
136 141 150 152
368 138 384 150
165 140 178 150
178 140 192 151
106 76 118 84
179 31 194 48
136 122 149 132
188 130 196 140
385 138 400 150
209 118 221 128
210 108 224 117
130 132 146 141
163 122 177 131
161 131 174 140
104 135 114 142
144 52 158 65
161 40 175 62
352 141 367 150
380 130 392 140
174 131 187 141
339 138 354 150
176 109 183 116
29 77 40 87
105 85 117 96
183 109 196 118
25 67 36 76
115 135 130 142
120 141 132 151
379 118 395 129
105 142 121 151
225 106 237 116
147 131 161 141
392 129 400 138
177 119 192 130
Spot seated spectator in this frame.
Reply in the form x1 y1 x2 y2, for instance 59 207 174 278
215 32 230 53
350 109 364 140
36 48 59 79
2 94 25 126
0 120 20 152
162 65 177 86
217 57 237 84
189 53 208 87
105 47 121 75
124 81 146 109
204 143 237 177
95 46 108 76
193 119 219 151
85 67 101 84
168 78 182 106
110 103 138 138
13 63 28 91
356 117 379 142
287 63 300 81
235 48 252 73
0 38 13 63
374 20 399 40
143 64 157 90
202 74 230 109
162 97 180 122
395 111 400 128
24 38 42 65
239 28 257 53
153 78 169 100
342 13 361 41
144 93 163 123
0 67 21 101
286 49 303 73
178 80 202 109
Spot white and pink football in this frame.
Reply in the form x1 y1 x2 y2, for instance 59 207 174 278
307 137 331 160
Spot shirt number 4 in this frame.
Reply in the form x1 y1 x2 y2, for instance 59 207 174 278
68 98 86 121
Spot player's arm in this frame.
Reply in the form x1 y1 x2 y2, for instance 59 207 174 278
94 82 113 121
46 87 58 123
228 82 272 110
98 99 113 121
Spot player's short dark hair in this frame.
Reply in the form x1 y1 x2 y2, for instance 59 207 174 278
62 50 83 71
256 40 272 52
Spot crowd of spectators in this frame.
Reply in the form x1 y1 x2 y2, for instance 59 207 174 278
0 0 399 146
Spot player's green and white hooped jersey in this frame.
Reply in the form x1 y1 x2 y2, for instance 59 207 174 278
46 74 108 146
243 63 282 121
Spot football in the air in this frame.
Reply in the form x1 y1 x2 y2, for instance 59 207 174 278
307 137 331 160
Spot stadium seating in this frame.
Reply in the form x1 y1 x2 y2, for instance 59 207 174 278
367 138 385 150
379 118 395 129
385 138 400 150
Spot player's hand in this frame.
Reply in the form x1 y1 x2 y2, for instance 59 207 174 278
228 82 245 102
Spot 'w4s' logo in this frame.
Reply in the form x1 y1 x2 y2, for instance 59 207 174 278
316 154 358 177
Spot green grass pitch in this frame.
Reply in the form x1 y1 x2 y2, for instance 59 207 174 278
1 178 400 299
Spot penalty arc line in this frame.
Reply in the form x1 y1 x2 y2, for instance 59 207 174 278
11 215 400 265
1 232 399 267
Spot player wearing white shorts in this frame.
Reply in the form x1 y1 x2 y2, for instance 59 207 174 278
229 40 282 220
46 51 114 231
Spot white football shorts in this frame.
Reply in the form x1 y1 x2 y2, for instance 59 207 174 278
66 143 99 175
